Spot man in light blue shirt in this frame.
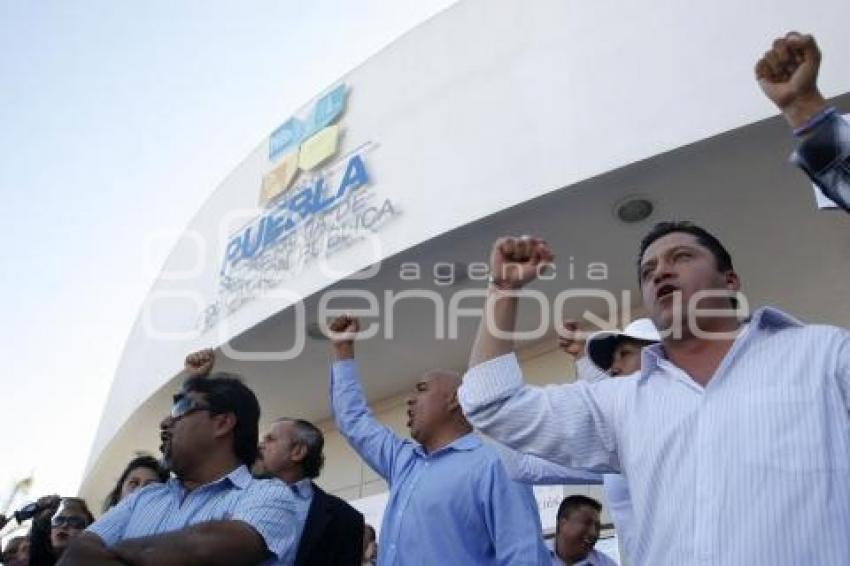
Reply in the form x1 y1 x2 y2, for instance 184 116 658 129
458 222 850 565
59 358 300 566
327 314 549 566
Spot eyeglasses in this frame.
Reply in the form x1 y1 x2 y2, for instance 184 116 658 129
51 515 88 529
170 396 214 421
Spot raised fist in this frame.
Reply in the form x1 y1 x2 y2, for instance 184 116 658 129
755 32 824 124
557 320 586 359
185 348 215 377
35 494 61 521
328 315 359 360
328 315 360 344
489 236 554 290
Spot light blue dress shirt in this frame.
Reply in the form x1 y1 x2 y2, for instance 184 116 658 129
280 478 313 566
87 465 300 565
330 359 549 565
459 307 850 565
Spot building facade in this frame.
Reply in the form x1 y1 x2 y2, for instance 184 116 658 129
80 0 850 546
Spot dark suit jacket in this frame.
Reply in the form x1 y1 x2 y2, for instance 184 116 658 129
295 483 365 566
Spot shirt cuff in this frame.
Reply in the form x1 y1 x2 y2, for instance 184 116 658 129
460 352 524 408
791 112 850 174
332 358 357 374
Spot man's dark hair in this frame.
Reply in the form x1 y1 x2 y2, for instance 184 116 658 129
182 373 261 467
637 221 734 284
280 418 325 479
556 495 602 524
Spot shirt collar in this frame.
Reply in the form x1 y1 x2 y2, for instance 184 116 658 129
414 431 481 458
289 477 314 500
638 306 803 382
548 547 567 566
170 464 252 495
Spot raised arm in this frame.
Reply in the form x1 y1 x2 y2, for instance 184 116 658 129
184 348 216 376
479 458 548 565
469 236 554 367
328 315 407 483
492 440 603 485
460 349 621 473
560 319 609 383
792 111 850 211
602 474 636 556
28 495 61 566
756 31 850 212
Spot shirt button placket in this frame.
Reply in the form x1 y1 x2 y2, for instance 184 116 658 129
693 394 717 565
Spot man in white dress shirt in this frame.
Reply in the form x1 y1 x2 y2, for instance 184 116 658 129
458 219 850 565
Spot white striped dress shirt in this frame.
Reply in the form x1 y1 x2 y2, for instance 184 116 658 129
459 307 850 565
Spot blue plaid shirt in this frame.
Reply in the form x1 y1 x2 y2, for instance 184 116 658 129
87 465 300 565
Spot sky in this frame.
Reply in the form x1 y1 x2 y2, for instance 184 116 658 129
0 0 456 523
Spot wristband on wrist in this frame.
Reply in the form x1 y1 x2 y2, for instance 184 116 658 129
793 105 836 137
488 274 521 291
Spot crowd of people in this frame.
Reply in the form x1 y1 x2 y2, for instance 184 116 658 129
2 31 849 566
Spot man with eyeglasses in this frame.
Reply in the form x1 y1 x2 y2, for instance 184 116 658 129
190 348 366 566
59 352 301 566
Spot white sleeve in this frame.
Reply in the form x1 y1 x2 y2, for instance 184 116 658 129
602 474 634 557
459 352 621 473
575 356 609 383
491 440 604 485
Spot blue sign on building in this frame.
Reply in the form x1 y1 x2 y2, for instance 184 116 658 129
268 83 347 161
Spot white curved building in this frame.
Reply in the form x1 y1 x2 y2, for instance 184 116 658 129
80 0 850 540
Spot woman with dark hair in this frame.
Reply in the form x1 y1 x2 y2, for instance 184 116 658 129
28 497 94 566
103 455 169 511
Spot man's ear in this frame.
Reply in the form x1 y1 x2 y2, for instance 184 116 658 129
290 443 308 464
724 270 741 292
212 412 237 439
447 391 461 413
